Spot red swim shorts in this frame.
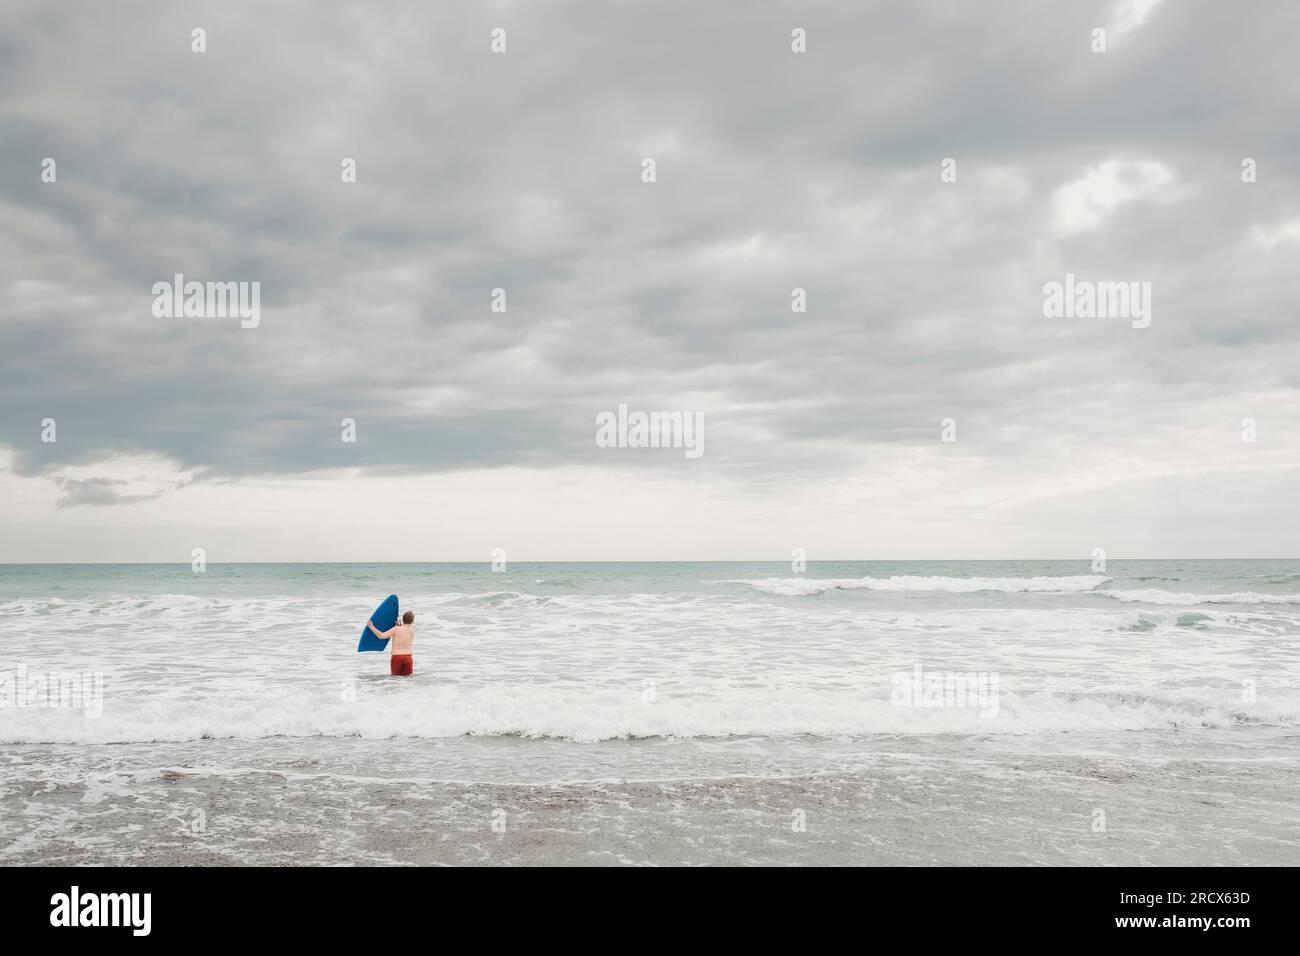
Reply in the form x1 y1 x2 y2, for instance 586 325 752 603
390 654 413 676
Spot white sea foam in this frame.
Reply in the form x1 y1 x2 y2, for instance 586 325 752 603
722 576 1300 606
2 682 1291 745
1100 589 1300 606
724 575 1113 596
4 569 1298 747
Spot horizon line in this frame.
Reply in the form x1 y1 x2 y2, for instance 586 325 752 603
1 557 1296 567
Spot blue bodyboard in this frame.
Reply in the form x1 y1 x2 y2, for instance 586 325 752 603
358 594 399 652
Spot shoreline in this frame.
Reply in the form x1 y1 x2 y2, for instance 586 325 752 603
5 737 1296 866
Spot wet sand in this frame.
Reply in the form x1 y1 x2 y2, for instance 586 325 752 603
4 741 1297 866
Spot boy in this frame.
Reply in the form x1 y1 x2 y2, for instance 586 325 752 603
368 610 415 676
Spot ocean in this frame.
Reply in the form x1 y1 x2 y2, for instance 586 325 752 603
2 560 1297 865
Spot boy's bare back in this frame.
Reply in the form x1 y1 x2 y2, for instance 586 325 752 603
388 623 414 655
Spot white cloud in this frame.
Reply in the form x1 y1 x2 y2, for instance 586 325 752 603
1051 159 1181 236
1248 217 1300 249
1110 0 1167 41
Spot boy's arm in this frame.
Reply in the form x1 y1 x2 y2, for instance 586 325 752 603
367 620 394 638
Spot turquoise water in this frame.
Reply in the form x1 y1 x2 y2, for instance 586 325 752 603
2 560 1297 863
3 558 1298 742
6 557 1300 600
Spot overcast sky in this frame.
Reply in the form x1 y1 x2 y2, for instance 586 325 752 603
2 0 1298 562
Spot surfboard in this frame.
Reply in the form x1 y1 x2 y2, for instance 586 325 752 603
358 594 399 652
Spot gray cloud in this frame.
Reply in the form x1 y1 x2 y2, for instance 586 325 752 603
2 0 1298 516
53 477 166 508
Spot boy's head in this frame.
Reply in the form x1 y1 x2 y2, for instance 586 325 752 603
402 610 415 625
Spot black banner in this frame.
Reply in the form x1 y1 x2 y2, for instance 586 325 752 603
0 866 1286 943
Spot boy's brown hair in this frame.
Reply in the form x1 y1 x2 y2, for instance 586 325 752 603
402 611 415 625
